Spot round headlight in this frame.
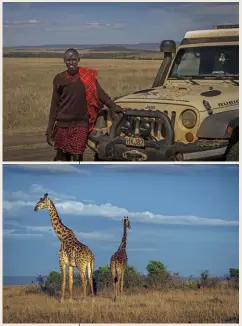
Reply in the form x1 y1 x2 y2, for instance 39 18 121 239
181 110 197 129
140 121 151 138
120 120 132 135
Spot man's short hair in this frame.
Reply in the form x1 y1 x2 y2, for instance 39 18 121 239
64 48 79 57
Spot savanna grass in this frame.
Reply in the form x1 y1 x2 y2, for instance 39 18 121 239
3 285 239 323
3 58 161 133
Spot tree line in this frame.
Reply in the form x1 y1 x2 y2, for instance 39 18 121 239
3 51 163 60
36 261 239 296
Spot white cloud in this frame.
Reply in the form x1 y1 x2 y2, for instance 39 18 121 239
113 23 127 29
7 164 90 175
76 231 116 241
19 227 115 242
44 21 126 32
29 184 77 201
3 229 16 236
85 22 109 28
5 19 40 25
3 195 238 227
3 231 44 238
25 226 53 233
3 218 116 242
102 164 237 174
4 184 77 204
3 200 35 212
4 20 42 28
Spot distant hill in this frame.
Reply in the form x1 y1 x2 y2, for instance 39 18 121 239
4 42 179 52
3 42 182 59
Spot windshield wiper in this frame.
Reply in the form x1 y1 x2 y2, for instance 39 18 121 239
175 76 199 85
204 75 239 86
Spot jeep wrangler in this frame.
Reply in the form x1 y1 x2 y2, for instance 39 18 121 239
88 24 239 161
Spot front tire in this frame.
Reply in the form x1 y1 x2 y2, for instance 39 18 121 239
94 153 104 161
225 142 239 161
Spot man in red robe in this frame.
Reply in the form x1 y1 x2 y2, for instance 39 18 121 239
46 48 122 161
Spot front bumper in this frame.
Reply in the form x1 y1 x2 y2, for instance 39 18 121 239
95 138 228 161
89 110 229 161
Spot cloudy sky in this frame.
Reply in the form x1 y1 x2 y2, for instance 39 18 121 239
3 2 239 46
3 164 238 278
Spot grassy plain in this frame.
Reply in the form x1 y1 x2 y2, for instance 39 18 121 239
3 285 239 323
3 58 161 134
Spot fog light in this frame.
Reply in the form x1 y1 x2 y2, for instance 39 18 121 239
185 132 194 143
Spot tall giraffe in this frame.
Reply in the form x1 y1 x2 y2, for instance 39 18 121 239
34 193 95 302
110 216 131 301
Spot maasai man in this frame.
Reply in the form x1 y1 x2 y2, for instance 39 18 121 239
46 48 122 161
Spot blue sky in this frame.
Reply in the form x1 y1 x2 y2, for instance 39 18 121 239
3 2 239 46
3 164 239 278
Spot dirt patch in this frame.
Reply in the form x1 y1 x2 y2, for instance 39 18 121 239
3 133 95 161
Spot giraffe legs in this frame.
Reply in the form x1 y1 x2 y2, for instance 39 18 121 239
112 267 122 301
68 266 74 302
120 272 124 296
59 261 66 303
79 269 87 299
111 268 117 301
87 262 94 297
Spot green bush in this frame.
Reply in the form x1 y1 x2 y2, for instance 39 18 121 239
37 271 61 296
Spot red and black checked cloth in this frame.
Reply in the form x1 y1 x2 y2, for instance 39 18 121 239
79 67 103 132
54 126 88 154
54 67 102 154
65 66 103 132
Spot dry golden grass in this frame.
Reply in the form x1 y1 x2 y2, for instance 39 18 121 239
3 58 161 134
3 285 239 323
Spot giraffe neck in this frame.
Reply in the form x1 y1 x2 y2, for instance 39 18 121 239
118 223 127 251
48 200 71 241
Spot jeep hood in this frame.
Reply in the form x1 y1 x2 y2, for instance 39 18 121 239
115 84 239 112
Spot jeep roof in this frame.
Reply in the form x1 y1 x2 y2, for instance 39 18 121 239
180 24 239 46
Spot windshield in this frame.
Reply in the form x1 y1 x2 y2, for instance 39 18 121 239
169 45 238 79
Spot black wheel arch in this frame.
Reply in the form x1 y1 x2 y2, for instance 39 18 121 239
197 110 239 139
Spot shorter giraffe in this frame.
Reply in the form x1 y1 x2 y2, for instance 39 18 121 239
34 193 95 302
110 216 131 301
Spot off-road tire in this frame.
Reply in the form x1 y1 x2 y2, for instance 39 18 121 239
94 153 104 161
225 142 239 161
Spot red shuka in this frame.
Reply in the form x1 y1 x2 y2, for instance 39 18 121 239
78 67 103 132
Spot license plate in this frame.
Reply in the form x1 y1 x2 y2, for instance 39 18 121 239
125 137 145 147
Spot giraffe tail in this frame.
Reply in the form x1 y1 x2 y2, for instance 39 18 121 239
113 264 118 283
114 273 118 283
91 257 97 296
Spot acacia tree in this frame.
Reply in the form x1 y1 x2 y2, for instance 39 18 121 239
37 271 61 296
146 260 167 277
146 260 168 286
200 270 209 281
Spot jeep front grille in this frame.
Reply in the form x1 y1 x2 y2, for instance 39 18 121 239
119 111 176 141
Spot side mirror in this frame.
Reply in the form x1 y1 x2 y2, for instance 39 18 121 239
160 40 176 54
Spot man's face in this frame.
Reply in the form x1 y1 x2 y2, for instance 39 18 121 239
64 51 80 73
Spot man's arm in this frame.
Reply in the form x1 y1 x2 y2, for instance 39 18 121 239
96 81 122 112
45 75 60 136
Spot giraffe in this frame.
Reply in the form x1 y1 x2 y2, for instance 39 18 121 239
34 193 95 302
110 216 131 301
